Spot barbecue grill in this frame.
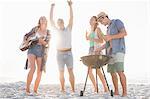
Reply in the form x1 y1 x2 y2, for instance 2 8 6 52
80 54 113 97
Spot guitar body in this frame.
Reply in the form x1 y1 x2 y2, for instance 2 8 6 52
19 40 32 51
19 36 38 51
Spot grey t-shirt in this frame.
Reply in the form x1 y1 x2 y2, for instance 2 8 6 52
54 27 72 49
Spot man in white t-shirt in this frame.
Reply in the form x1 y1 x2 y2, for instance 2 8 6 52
50 0 75 93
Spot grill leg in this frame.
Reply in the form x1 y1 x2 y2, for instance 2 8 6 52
80 67 90 96
101 67 113 97
96 68 98 93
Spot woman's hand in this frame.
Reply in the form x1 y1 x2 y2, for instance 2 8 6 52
38 38 47 46
95 47 102 52
95 44 106 52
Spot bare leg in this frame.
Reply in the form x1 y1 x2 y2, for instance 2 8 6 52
97 69 109 92
88 67 97 92
111 72 119 95
59 70 65 92
34 57 42 93
26 54 36 93
118 71 127 96
67 68 75 92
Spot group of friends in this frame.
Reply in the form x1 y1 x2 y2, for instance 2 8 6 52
22 0 127 97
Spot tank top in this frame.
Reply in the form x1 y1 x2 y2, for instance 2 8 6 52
89 31 100 48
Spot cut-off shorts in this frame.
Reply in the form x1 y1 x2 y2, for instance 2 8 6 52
57 51 73 71
27 44 44 57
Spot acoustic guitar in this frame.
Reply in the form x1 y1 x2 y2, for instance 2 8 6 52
19 36 38 51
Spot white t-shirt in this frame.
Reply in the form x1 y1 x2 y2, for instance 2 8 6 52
53 27 72 49
35 32 47 40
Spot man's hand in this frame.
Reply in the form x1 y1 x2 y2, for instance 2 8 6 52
67 0 72 6
103 35 112 41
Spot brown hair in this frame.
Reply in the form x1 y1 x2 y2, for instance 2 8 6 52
38 18 42 28
92 16 98 31
38 16 47 28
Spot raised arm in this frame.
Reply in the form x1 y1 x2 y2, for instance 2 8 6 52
67 0 73 30
50 3 56 28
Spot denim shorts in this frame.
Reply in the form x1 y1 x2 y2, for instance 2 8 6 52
57 51 73 71
89 46 94 55
27 44 44 57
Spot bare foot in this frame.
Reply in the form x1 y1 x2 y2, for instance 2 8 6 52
70 89 75 93
70 90 76 96
34 90 37 93
60 90 66 94
122 93 127 97
26 91 33 96
26 91 30 95
70 89 76 95
114 91 119 95
104 89 109 93
94 88 99 93
33 91 39 96
26 88 30 95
